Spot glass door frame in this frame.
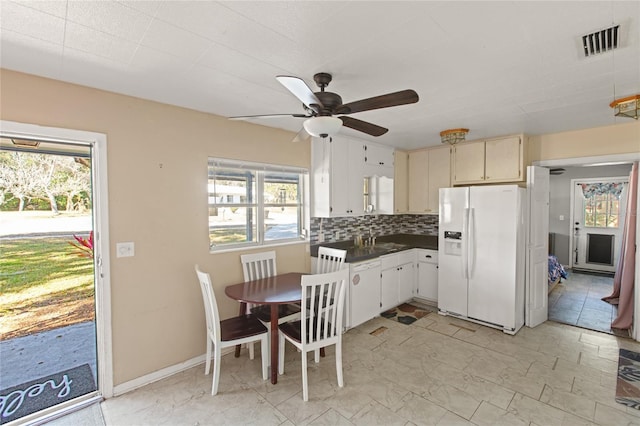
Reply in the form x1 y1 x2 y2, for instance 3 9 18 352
0 120 113 419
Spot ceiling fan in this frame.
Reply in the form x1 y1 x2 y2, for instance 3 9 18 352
229 73 419 142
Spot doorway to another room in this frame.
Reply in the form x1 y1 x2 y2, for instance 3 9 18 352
547 163 634 337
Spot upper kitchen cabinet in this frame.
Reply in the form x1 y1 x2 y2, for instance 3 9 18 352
452 135 527 185
363 142 394 178
394 150 409 214
311 136 364 217
408 145 451 214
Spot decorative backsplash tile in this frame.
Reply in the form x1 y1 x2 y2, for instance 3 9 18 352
310 214 438 245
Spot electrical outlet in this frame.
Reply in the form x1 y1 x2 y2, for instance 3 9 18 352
116 242 135 258
318 232 324 243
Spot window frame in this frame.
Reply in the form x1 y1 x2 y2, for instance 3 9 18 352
208 158 309 252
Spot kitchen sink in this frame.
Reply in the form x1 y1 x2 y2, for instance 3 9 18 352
373 242 408 252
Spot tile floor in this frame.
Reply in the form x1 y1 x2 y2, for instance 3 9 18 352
548 271 620 335
55 310 640 425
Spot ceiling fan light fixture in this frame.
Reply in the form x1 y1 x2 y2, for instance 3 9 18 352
440 128 469 145
303 116 343 138
610 94 640 120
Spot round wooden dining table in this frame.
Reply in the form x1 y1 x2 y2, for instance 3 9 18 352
225 272 304 384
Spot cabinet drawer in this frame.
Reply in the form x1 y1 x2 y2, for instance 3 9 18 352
380 253 398 270
417 249 438 264
398 250 416 265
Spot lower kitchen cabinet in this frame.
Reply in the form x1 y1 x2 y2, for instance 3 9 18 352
416 249 438 303
380 251 416 311
341 247 436 330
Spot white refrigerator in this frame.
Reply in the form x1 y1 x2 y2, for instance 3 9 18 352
438 185 526 334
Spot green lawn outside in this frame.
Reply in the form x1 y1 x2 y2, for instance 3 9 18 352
0 238 94 316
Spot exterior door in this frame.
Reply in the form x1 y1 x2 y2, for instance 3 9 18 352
0 120 112 421
526 166 550 328
571 177 628 273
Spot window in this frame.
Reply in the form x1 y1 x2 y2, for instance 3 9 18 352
580 181 625 229
208 158 308 250
584 193 620 228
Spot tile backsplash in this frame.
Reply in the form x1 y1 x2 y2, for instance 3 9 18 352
310 214 438 245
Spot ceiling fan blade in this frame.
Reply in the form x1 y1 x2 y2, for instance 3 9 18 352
336 89 419 115
292 127 311 143
339 116 388 137
276 75 323 112
228 113 308 120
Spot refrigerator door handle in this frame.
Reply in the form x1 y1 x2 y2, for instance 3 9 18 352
468 207 475 278
462 207 469 279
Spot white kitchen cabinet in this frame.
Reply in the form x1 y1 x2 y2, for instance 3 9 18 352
452 135 525 185
408 149 428 213
363 142 394 177
427 146 451 213
311 136 364 217
408 146 451 214
397 259 415 304
380 251 416 311
394 150 409 214
416 249 438 303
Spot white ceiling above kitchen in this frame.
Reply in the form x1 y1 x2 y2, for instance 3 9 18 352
0 1 638 150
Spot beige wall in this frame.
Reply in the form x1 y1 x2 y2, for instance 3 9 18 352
0 69 311 386
2 68 639 388
529 120 639 162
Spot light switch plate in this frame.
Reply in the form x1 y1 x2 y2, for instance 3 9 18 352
116 242 135 258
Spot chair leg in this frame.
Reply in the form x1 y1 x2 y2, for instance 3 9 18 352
278 332 285 375
260 337 268 381
314 349 320 363
336 341 344 388
212 346 222 395
301 351 309 402
205 337 212 375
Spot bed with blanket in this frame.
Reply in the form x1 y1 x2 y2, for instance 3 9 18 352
548 255 567 293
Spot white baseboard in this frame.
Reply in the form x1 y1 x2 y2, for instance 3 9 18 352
112 347 235 397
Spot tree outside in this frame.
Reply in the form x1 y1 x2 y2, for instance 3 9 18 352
0 151 94 340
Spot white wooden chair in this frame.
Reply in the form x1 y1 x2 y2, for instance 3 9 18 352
315 247 347 274
277 268 348 401
195 265 268 395
312 247 347 360
240 251 301 358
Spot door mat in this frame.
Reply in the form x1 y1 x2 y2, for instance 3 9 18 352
381 302 434 325
616 349 640 410
0 363 96 424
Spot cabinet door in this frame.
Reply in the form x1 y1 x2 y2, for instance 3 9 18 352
484 136 522 182
452 142 485 184
427 146 451 213
408 149 429 212
330 138 364 216
380 267 398 311
397 263 414 303
394 151 409 213
347 140 365 215
330 139 351 215
364 143 394 169
311 138 331 217
417 262 438 302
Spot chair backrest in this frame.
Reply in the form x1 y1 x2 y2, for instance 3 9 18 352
195 265 221 343
240 251 277 281
315 247 347 274
300 269 348 347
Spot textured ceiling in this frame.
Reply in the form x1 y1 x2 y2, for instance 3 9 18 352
1 1 638 150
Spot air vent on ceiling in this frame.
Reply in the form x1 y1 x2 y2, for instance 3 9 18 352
582 25 619 57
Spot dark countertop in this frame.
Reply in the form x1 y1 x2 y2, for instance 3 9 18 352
310 233 438 263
